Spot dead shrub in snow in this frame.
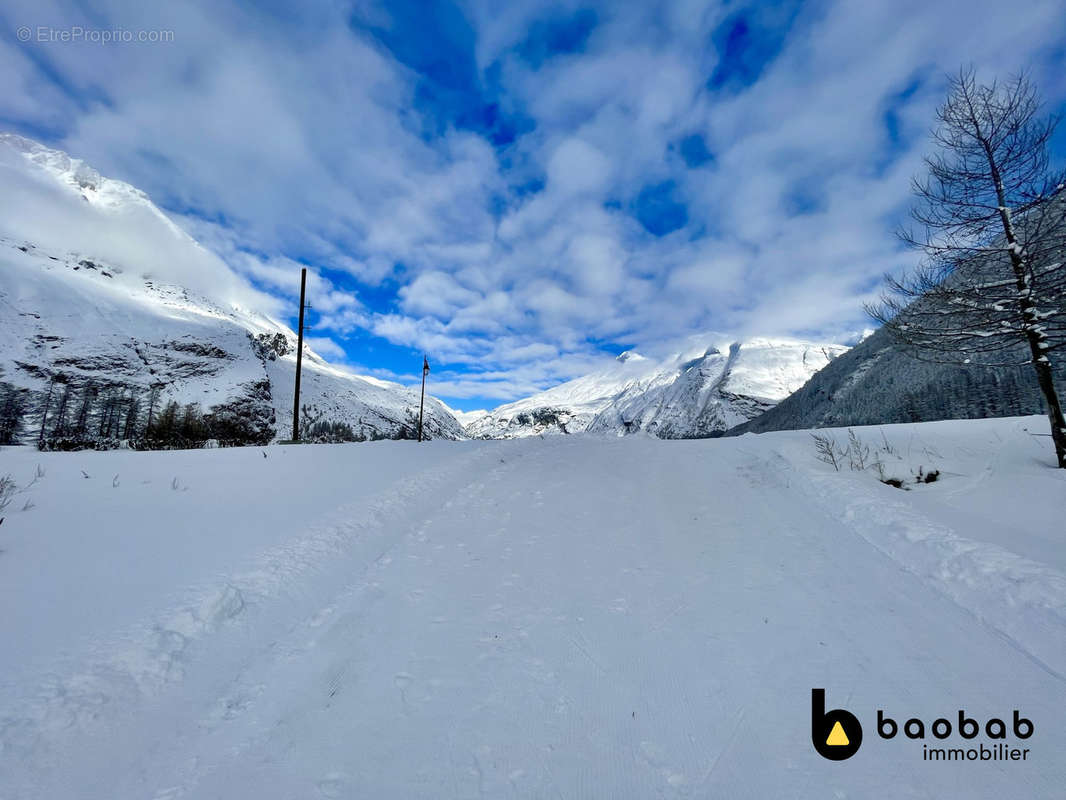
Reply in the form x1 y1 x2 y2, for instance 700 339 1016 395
811 433 843 471
25 464 44 490
0 474 15 512
847 429 870 470
811 430 871 472
815 430 940 490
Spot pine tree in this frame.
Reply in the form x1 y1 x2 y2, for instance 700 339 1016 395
870 68 1066 467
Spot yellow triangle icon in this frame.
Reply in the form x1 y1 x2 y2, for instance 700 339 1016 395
826 721 850 746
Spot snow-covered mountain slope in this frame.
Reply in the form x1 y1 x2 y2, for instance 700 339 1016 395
442 404 489 427
0 134 463 443
467 338 848 439
729 322 1066 436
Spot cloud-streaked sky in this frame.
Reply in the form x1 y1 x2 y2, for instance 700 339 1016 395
2 0 1065 409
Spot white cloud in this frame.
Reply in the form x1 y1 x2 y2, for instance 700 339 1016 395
399 271 480 319
546 138 612 195
304 336 347 361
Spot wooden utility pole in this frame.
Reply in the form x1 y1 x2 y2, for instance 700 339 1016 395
417 355 429 442
292 267 307 442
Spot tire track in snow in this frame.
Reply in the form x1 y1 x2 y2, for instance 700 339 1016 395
123 443 530 800
0 443 503 800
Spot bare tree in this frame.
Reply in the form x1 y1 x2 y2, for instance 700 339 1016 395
123 393 141 440
50 379 73 440
37 373 58 449
870 68 1066 467
0 383 28 445
144 383 162 436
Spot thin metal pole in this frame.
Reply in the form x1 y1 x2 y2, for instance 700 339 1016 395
292 267 307 442
417 355 427 442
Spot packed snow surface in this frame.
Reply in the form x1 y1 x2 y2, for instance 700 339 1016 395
1 416 1064 798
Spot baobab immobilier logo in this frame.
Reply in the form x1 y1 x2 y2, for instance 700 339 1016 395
811 689 1034 762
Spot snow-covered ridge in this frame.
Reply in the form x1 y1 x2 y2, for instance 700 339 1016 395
0 134 464 443
468 338 848 439
1 132 176 223
441 403 489 427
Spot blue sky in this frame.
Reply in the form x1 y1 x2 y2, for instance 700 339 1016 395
2 0 1066 410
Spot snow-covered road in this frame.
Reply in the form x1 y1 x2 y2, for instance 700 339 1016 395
1 417 1063 798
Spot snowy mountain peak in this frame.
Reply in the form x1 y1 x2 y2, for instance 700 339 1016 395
0 133 159 213
467 337 849 439
615 350 646 363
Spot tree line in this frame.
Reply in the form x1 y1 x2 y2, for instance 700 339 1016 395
0 378 425 450
0 375 271 450
296 403 421 443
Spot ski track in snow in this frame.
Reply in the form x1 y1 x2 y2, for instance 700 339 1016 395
793 458 1066 682
1 419 1065 798
0 444 497 796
